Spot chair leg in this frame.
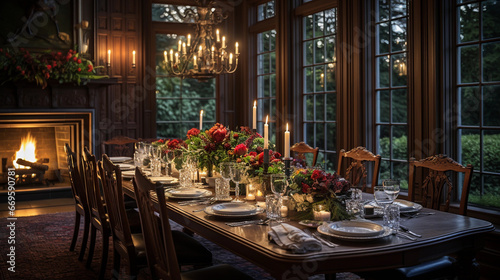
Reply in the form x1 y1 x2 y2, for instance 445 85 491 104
128 254 138 279
70 212 81 251
86 225 97 268
112 248 121 280
98 233 109 280
79 215 90 261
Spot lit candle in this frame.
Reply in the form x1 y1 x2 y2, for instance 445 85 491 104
199 110 203 130
284 123 290 158
229 53 233 65
187 34 191 46
170 49 174 62
211 46 215 60
235 42 239 55
178 39 182 51
175 52 179 64
222 36 226 48
164 50 167 62
107 49 111 65
182 42 186 54
193 55 197 67
252 100 257 130
264 115 269 149
216 29 220 42
246 193 255 201
198 45 203 58
256 190 264 201
132 50 136 65
280 205 288 217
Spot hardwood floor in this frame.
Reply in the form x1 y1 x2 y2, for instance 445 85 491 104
0 197 74 218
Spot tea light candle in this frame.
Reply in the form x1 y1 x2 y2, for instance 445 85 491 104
255 190 264 201
313 210 331 221
246 193 255 201
364 204 374 215
280 205 288 217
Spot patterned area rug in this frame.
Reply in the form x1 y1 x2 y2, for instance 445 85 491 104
0 212 362 279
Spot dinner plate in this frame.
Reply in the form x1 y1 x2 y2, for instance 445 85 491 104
117 163 135 171
148 177 177 184
204 205 264 217
298 220 326 228
317 223 392 241
328 220 385 237
393 199 422 213
122 170 150 178
165 188 212 199
212 203 256 215
109 156 132 163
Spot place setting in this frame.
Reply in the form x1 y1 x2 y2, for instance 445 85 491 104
204 202 264 219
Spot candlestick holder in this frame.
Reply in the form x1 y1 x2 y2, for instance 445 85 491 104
263 148 269 174
283 157 292 178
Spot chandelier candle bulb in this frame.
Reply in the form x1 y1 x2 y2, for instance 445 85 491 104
182 43 186 54
175 52 179 64
229 53 233 65
216 29 220 42
107 49 111 65
236 42 239 55
187 34 191 46
170 49 174 62
222 36 226 48
199 110 203 131
164 51 167 62
253 100 257 129
132 50 136 65
193 55 197 67
284 123 290 158
264 115 269 149
198 46 203 57
178 40 182 51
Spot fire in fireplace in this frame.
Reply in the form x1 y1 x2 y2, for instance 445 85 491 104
11 132 50 185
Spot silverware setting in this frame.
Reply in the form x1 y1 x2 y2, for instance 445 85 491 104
394 231 417 241
226 219 268 227
399 225 422 238
178 199 210 206
303 228 339 248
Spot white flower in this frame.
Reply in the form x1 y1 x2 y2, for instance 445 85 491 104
306 194 314 203
292 193 304 203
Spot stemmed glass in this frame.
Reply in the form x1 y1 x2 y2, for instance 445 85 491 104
271 174 288 222
229 163 247 202
219 162 232 198
382 179 400 204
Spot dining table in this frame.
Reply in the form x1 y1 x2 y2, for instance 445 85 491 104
121 179 494 280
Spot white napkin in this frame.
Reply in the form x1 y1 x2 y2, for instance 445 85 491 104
268 223 322 254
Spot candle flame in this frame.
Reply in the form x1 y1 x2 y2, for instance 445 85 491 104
132 50 136 55
200 110 203 116
265 115 268 124
254 100 256 107
286 123 289 131
13 133 37 169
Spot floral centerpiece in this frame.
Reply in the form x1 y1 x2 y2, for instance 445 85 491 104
0 47 106 89
289 168 351 221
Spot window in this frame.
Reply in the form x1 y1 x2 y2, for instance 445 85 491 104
152 4 216 139
374 0 409 189
256 30 276 144
257 1 275 22
456 0 500 209
302 8 337 171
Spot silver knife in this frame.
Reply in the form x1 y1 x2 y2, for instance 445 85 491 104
399 225 422 238
226 220 262 227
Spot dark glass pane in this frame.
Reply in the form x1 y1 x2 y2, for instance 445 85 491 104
204 99 216 122
257 33 264 53
392 89 407 123
392 126 407 160
257 3 265 21
459 129 480 169
157 123 183 139
156 77 180 98
326 92 337 121
376 0 390 22
266 1 275 18
305 123 315 146
325 152 337 173
467 173 482 204
304 67 314 93
157 99 180 121
379 160 391 182
152 4 193 23
263 75 270 97
262 31 271 52
325 8 336 35
314 12 324 38
377 90 390 123
458 45 480 83
182 78 215 98
326 122 336 151
459 86 480 126
315 94 325 121
315 123 324 149
270 30 277 51
304 95 314 121
325 36 336 63
391 18 407 52
326 65 336 91
377 125 391 158
304 40 314 65
483 85 500 126
458 3 480 43
392 53 407 86
483 130 500 173
257 54 265 75
270 123 276 146
270 51 276 73
377 22 390 54
257 76 264 98
315 66 325 92
304 15 314 40
391 0 407 18
480 175 500 208
392 161 409 190
482 42 500 82
270 74 276 97
377 56 390 88
262 99 271 120
315 38 325 64
482 0 500 39
270 98 276 120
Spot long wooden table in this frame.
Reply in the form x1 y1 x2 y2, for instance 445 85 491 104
122 181 494 279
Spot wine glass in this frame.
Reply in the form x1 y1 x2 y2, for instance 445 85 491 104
219 162 232 199
230 163 247 202
270 174 288 222
382 179 400 204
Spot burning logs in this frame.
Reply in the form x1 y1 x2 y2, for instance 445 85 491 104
15 159 49 171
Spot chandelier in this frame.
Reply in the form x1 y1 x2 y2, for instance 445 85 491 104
162 0 239 80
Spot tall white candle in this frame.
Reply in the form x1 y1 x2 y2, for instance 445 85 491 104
222 36 226 48
178 40 182 51
264 115 269 149
216 29 220 42
235 42 239 55
252 100 257 130
170 49 174 62
107 49 111 65
199 110 204 130
182 43 186 54
284 123 290 158
229 53 233 65
193 55 197 67
132 50 136 65
164 51 167 62
187 34 191 46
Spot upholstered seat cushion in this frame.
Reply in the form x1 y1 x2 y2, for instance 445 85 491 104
172 230 213 266
181 264 254 280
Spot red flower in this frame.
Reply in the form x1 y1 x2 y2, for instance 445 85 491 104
73 57 77 62
167 139 180 150
301 182 311 193
212 126 227 143
20 70 25 75
77 59 82 64
233 133 239 139
187 128 200 139
223 143 231 150
249 151 257 157
77 68 81 72
234 144 248 156
87 64 93 72
46 65 52 70
157 139 165 144
311 169 325 181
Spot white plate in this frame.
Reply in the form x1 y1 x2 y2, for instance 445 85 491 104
298 220 326 228
148 177 177 184
317 223 392 241
212 203 257 215
109 156 132 163
165 188 212 199
122 170 150 178
328 221 385 237
117 163 135 170
204 205 264 217
367 200 422 214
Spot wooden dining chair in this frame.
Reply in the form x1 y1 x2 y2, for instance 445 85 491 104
408 154 473 216
290 142 319 167
337 146 381 193
81 146 111 279
133 167 254 280
99 154 147 279
64 143 90 261
101 135 138 157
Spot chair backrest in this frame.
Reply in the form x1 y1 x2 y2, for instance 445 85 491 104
101 135 138 157
408 154 473 216
99 154 133 248
290 142 319 167
337 146 381 193
64 143 89 214
82 146 108 226
133 167 181 280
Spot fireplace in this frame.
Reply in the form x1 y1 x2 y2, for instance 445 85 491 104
0 110 93 187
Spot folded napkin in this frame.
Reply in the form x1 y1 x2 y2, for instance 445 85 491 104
268 223 322 254
393 200 414 211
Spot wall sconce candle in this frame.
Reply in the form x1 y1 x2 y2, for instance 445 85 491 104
132 50 136 68
107 49 111 66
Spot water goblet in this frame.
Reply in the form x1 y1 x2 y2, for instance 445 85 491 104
230 163 247 202
382 179 400 204
270 174 288 222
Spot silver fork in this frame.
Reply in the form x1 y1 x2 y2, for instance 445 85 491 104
303 228 339 247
